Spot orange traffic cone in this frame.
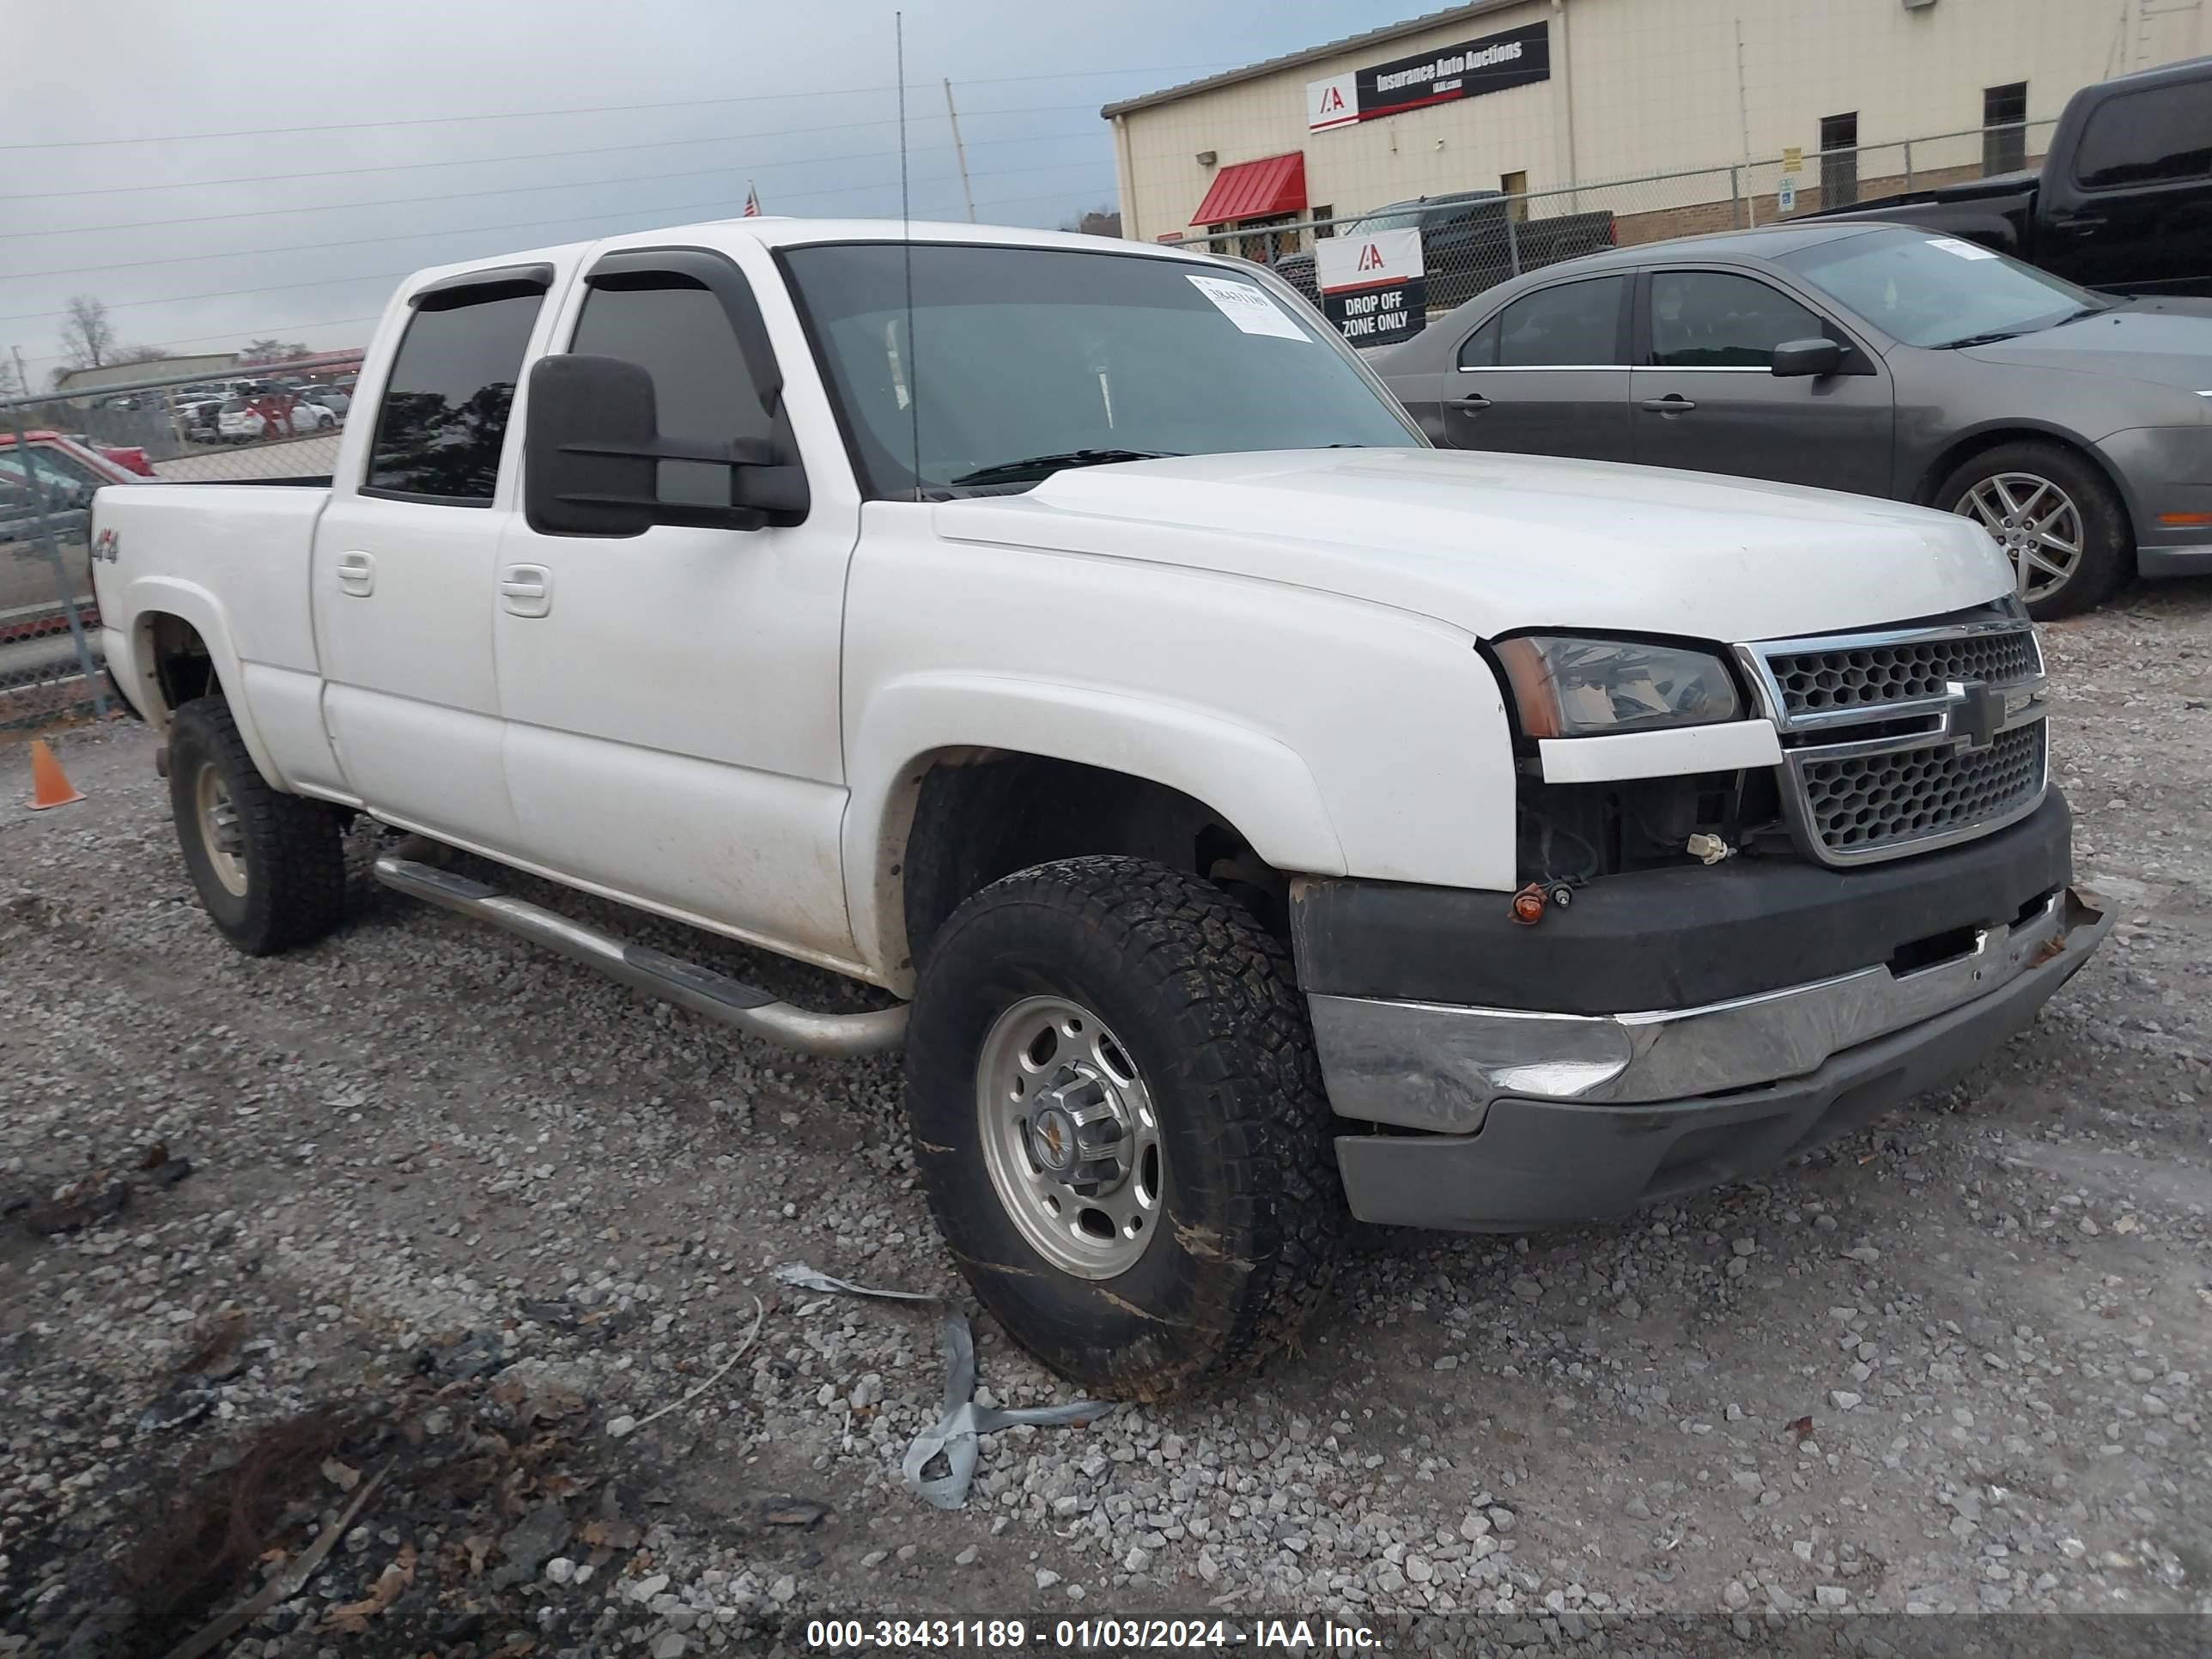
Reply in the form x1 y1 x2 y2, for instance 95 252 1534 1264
27 739 83 811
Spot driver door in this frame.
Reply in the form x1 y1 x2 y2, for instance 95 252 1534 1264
1630 267 1893 495
492 246 861 965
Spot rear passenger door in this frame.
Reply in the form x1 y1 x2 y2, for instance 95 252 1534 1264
1440 274 1634 461
2042 76 2212 296
1629 267 1893 495
312 266 552 842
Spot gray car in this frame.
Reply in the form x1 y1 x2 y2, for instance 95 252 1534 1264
1374 221 2212 617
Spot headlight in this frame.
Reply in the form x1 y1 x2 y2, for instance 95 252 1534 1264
1494 635 1742 738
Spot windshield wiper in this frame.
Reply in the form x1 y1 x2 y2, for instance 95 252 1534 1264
948 448 1182 487
1936 304 2110 349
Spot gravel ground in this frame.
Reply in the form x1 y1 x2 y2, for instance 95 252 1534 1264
3 581 2209 1658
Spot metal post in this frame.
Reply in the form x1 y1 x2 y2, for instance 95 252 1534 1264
1904 138 1915 194
3 381 107 720
942 78 976 223
1729 165 1742 230
1504 196 1522 276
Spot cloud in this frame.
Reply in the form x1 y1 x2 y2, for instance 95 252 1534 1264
0 0 1373 376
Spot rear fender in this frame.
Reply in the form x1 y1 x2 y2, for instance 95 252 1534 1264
123 575 289 791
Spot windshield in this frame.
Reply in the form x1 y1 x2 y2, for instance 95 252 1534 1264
1778 227 2108 348
1338 206 1425 238
781 242 1419 498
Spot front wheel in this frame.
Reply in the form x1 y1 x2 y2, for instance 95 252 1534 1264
168 697 345 956
905 857 1344 1401
1939 441 2130 620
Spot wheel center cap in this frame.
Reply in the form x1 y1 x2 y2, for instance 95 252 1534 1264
1030 1105 1079 1176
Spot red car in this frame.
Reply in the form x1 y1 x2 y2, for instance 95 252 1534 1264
0 428 148 495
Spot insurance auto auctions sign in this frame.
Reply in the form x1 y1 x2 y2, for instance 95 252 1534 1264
1309 21 1550 131
1315 227 1427 343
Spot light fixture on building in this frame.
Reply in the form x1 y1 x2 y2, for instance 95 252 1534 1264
1195 149 1217 167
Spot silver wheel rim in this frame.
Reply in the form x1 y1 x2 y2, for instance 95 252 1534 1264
1954 472 2083 604
975 995 1163 1280
194 762 248 897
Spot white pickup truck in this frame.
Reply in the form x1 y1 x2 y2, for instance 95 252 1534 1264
91 217 2108 1399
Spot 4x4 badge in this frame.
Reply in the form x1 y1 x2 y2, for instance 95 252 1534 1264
92 529 120 563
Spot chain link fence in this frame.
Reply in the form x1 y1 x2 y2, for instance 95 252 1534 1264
1178 119 2057 337
3 362 355 728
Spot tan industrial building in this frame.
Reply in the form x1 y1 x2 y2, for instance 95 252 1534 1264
1103 0 2211 250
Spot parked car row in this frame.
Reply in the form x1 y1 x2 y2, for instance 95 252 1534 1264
1370 219 2212 619
170 378 354 446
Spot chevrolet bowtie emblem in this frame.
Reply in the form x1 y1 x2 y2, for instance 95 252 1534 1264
1945 679 2008 751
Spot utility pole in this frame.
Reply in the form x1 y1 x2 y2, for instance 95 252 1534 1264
943 77 976 222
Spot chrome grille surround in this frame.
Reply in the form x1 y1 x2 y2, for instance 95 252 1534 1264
1737 603 2050 867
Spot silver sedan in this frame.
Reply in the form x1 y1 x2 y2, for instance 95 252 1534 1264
1373 221 2212 617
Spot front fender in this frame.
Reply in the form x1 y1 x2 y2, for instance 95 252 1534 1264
844 672 1348 980
120 574 290 792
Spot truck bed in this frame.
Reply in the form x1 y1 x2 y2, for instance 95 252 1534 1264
92 481 332 696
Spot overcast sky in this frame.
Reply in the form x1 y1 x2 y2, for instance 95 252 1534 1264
0 0 1407 383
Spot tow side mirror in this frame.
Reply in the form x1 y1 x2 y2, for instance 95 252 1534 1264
525 355 659 538
523 354 810 537
1771 337 1843 379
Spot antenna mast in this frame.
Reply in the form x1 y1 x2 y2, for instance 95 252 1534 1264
943 78 977 222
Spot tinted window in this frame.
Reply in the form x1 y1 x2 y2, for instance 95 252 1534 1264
1457 316 1499 368
366 283 543 503
572 278 773 507
781 244 1418 499
1496 276 1626 366
1650 271 1826 367
2075 81 2212 190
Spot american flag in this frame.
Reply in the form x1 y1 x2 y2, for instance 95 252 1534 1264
742 183 762 217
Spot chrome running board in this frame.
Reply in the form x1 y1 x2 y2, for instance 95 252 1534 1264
371 855 908 1058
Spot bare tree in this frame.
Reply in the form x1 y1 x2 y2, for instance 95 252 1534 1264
113 344 174 367
238 338 310 366
58 295 118 370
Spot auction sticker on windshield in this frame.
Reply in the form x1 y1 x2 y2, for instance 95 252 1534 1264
1927 236 1998 260
1186 274 1310 341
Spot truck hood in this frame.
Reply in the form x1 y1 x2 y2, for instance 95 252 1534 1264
1960 301 2212 392
933 447 2008 643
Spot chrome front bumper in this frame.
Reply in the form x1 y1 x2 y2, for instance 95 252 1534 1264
1311 885 2109 1136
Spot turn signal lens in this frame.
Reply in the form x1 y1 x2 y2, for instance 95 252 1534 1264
1495 635 1742 738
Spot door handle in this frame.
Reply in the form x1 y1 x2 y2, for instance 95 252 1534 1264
1448 393 1492 411
1640 395 1697 414
334 550 374 597
500 562 553 618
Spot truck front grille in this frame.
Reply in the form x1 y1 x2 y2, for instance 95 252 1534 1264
1740 605 2049 867
1765 629 2041 721
1799 721 2046 857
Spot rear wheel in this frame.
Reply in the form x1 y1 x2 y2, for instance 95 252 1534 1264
168 697 345 956
905 856 1343 1400
1939 441 2130 619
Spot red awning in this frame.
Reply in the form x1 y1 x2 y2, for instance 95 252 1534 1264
1189 152 1306 227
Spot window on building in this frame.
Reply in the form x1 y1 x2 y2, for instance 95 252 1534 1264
1648 271 1828 368
1819 112 1858 209
571 275 774 507
366 282 544 503
1494 275 1627 367
1310 204 1334 239
1984 82 2028 176
1234 214 1299 264
2073 79 2212 190
1500 171 1528 224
